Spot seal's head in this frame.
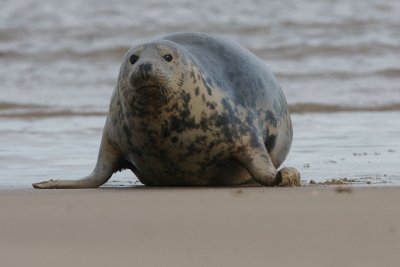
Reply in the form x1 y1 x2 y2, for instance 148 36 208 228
118 41 193 107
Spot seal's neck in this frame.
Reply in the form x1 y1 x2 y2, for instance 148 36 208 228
120 90 189 121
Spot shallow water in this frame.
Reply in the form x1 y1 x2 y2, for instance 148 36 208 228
1 111 399 189
1 0 400 188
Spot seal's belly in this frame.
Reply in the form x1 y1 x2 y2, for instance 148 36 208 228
127 132 252 186
131 153 252 186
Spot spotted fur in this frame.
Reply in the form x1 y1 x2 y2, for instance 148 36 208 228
32 32 300 189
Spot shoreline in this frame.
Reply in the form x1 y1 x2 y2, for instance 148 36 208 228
0 176 398 192
2 111 400 187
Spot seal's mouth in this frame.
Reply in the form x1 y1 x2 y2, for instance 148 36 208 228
136 85 159 92
134 85 162 98
129 71 170 103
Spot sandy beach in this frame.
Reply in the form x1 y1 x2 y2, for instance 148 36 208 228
1 186 399 267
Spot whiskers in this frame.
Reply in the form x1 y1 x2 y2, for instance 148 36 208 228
118 69 189 108
118 71 132 99
155 73 188 107
120 83 131 99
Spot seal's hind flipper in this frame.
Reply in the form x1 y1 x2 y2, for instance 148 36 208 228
275 167 301 187
234 144 300 187
235 146 278 186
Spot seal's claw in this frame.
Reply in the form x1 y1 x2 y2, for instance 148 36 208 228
275 167 301 187
32 180 56 189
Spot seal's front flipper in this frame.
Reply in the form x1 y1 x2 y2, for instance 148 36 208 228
235 146 300 187
33 154 119 189
32 156 117 189
33 132 121 189
32 175 106 189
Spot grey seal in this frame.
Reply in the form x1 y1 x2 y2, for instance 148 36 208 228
33 32 300 188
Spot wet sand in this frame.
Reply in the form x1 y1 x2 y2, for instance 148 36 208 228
1 187 399 267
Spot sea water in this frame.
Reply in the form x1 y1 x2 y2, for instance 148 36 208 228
1 0 399 188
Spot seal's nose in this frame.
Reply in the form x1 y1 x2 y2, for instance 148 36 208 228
138 63 153 80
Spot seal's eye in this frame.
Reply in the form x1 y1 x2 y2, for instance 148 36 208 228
163 54 173 62
130 55 139 65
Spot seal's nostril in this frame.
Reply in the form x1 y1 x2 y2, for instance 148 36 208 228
139 63 152 72
138 63 153 80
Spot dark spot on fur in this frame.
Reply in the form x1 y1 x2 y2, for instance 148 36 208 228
213 113 233 142
218 98 253 141
214 113 230 127
206 101 216 110
183 92 191 106
123 124 132 139
195 135 207 143
245 113 254 126
201 77 213 96
178 73 185 87
265 134 277 152
186 143 199 155
221 98 231 110
190 70 197 83
200 112 209 131
194 87 199 96
180 107 190 119
171 136 179 143
170 115 184 133
265 111 277 127
112 116 118 126
169 113 196 133
202 94 206 103
165 102 179 113
207 140 216 150
161 123 171 138
206 85 212 96
250 131 261 148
